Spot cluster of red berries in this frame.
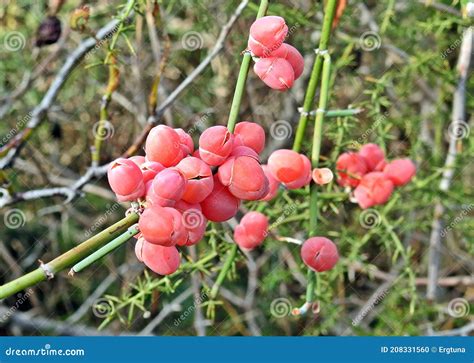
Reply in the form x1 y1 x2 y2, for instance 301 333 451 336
248 16 304 91
336 143 416 209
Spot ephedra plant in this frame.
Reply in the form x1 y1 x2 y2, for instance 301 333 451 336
0 0 417 328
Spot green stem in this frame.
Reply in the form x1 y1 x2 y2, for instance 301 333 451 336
0 213 139 299
210 244 238 300
226 0 269 132
292 0 338 153
325 108 362 118
70 224 139 274
307 53 332 304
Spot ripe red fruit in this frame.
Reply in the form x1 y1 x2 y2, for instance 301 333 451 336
248 16 288 57
150 168 187 206
267 43 304 79
141 241 180 275
145 125 183 167
354 172 394 209
254 57 295 91
234 122 266 154
174 128 194 155
135 237 145 262
218 155 269 200
267 149 310 188
129 155 146 167
260 164 280 201
198 126 234 166
358 143 385 171
107 158 145 201
201 175 240 222
383 158 416 186
164 207 189 246
175 200 207 246
300 237 339 272
138 206 177 246
284 154 311 189
234 211 269 251
175 157 214 203
336 152 368 188
141 161 165 183
312 167 334 185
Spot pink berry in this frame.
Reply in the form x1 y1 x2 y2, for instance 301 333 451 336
234 211 269 251
383 159 416 186
234 122 266 154
336 152 368 188
138 206 176 246
135 237 145 262
300 237 339 272
151 168 187 206
267 149 310 187
175 157 214 203
164 207 189 246
141 161 165 183
230 145 260 160
200 175 240 222
358 143 385 171
175 200 207 246
141 241 180 275
312 167 334 185
354 172 394 209
198 126 234 166
107 158 145 201
174 128 194 155
260 164 280 201
267 43 304 79
254 57 295 91
284 154 311 189
248 16 288 57
145 125 183 167
218 155 269 200
129 155 146 167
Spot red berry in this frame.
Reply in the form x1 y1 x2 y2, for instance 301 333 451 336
336 152 368 188
300 237 339 272
248 16 288 57
383 158 416 186
141 241 180 275
135 237 145 262
234 211 269 251
129 155 146 167
358 143 385 171
138 206 176 246
234 122 266 154
254 57 295 91
267 149 310 188
354 172 394 209
200 175 240 222
312 167 334 185
267 43 304 79
198 126 234 166
260 164 280 201
175 200 207 246
175 157 214 203
141 161 165 183
284 154 311 189
150 168 187 206
174 128 194 155
164 207 189 246
107 158 145 201
145 125 183 167
218 155 269 200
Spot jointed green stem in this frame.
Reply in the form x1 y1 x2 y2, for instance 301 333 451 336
292 0 338 153
210 244 238 300
0 213 139 299
70 224 140 274
227 0 269 133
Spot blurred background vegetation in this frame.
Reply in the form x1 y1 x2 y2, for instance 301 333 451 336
0 0 472 336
